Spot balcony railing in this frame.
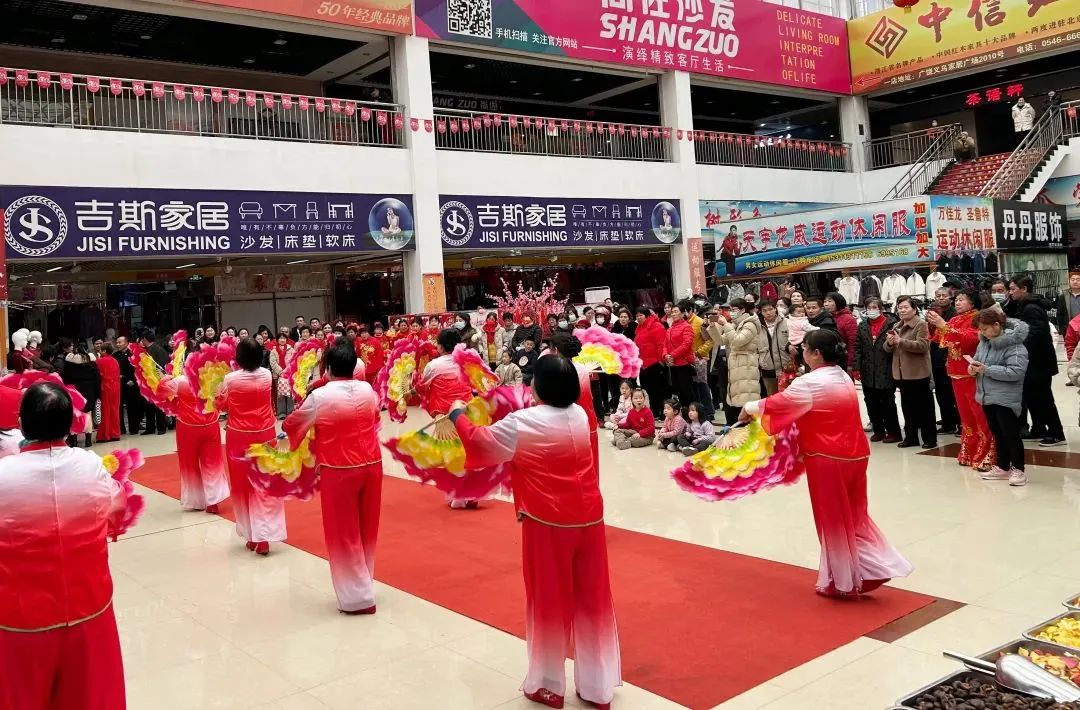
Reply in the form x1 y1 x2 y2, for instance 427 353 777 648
0 67 405 148
980 102 1077 200
882 123 962 200
695 134 852 172
433 108 670 162
864 124 963 170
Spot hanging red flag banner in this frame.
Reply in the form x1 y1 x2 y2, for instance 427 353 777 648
461 118 471 133
280 94 292 109
330 98 341 113
560 119 569 131
15 69 29 88
437 119 447 134
492 114 502 127
359 106 370 121
573 121 582 133
393 115 403 130
192 86 205 102
471 117 482 130
314 97 325 112
85 76 100 93
523 117 532 128
264 93 276 109
482 115 492 128
59 73 74 90
36 71 52 89
630 126 639 138
651 127 660 138
0 68 8 86
210 87 222 103
344 101 355 116
424 119 433 133
298 96 310 111
410 117 419 132
509 115 518 128
131 81 146 97
676 129 683 140
245 91 257 107
708 133 717 142
108 78 122 95
586 122 595 134
617 124 626 136
1068 107 1077 120
376 111 388 126
596 122 605 134
151 82 165 99
661 127 671 139
687 131 694 142
174 84 186 101
227 88 240 104
449 119 459 133
736 136 745 145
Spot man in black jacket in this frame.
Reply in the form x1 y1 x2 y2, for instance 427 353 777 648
510 312 544 352
804 297 838 332
1054 271 1080 335
113 335 142 436
1007 276 1065 446
138 330 169 435
929 287 959 434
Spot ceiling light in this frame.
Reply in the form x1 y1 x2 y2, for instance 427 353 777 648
729 112 737 116
532 91 542 96
759 123 766 127
706 100 713 104
72 13 87 20
46 266 64 273
243 58 256 64
770 100 780 105
643 101 651 106
463 62 476 69
786 125 792 129
287 259 309 265
571 77 583 82
177 263 197 269
509 79 518 84
273 38 288 45
51 37 66 44
140 34 152 40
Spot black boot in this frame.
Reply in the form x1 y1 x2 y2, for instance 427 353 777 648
83 433 93 448
66 435 77 448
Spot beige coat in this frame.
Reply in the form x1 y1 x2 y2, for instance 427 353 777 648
715 314 762 407
883 317 931 381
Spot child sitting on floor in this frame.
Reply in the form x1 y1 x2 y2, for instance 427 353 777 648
655 397 687 452
613 389 654 450
605 380 633 430
677 402 716 455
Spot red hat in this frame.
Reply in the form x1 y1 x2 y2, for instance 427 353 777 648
0 385 23 430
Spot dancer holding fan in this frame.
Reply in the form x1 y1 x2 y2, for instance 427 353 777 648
448 354 620 709
739 329 912 598
283 343 383 615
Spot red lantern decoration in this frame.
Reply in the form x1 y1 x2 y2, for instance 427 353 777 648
893 0 919 9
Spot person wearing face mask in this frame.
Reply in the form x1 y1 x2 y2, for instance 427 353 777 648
756 300 791 396
884 296 937 450
855 298 901 443
1003 276 1064 447
455 312 485 358
711 298 761 424
823 292 856 370
591 308 616 415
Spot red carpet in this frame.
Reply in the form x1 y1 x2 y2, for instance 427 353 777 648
133 454 936 709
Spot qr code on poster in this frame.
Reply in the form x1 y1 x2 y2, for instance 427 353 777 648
448 0 492 39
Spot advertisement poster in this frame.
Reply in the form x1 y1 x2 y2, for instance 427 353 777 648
992 199 1066 252
1037 174 1080 221
192 0 412 33
686 237 707 296
423 273 447 313
415 0 850 93
849 0 1080 93
721 197 933 277
0 186 415 260
928 195 997 253
438 195 682 249
699 200 839 245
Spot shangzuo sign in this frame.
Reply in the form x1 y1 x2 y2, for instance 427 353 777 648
0 186 416 259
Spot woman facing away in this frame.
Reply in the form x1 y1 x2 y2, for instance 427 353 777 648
741 329 913 598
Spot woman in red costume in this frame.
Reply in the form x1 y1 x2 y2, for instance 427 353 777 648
0 382 131 709
161 372 229 514
216 337 286 555
450 354 620 709
926 288 995 472
354 327 385 385
96 342 122 443
742 329 913 598
549 333 599 481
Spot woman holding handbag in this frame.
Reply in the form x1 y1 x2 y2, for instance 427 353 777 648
756 300 790 395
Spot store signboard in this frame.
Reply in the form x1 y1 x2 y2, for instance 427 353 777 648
991 199 1066 252
191 0 412 33
928 195 997 253
437 195 682 248
1038 174 1080 221
849 0 1080 94
699 200 839 244
723 197 933 277
415 0 851 94
0 186 416 260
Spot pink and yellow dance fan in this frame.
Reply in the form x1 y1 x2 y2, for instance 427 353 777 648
282 340 325 403
671 420 804 502
183 337 238 415
242 432 319 501
384 384 527 500
100 448 146 540
167 330 188 378
0 370 92 435
128 343 179 417
376 337 423 423
453 343 499 395
572 325 642 379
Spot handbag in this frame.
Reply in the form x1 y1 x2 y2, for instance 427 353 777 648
692 357 708 383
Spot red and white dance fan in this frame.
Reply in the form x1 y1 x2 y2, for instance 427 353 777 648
452 343 499 395
167 330 188 378
0 370 92 435
128 343 178 417
282 339 324 403
572 325 642 379
100 448 146 540
241 432 319 501
183 336 238 415
376 337 423 422
671 419 804 502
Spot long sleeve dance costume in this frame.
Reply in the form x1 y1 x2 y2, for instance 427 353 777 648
163 375 230 511
935 310 995 471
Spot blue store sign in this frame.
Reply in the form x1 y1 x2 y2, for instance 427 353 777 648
0 186 416 259
438 195 682 249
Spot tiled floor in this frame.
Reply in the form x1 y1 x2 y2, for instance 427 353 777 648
105 376 1080 709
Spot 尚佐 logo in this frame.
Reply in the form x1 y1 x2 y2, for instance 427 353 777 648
440 201 474 247
4 195 68 257
865 16 907 59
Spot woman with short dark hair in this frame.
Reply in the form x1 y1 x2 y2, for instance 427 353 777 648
884 296 936 449
971 309 1031 486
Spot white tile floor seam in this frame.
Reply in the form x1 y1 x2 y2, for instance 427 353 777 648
104 374 1080 708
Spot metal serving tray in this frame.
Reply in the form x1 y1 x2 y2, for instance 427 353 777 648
894 670 1039 707
1023 611 1080 652
1063 593 1080 612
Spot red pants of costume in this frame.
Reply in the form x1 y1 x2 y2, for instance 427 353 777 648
320 463 383 612
805 456 913 596
590 429 599 481
951 376 995 470
0 605 124 710
177 420 230 510
225 426 287 543
521 518 621 705
98 386 121 442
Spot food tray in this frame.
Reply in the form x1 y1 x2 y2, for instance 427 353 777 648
979 637 1080 663
1023 611 1080 652
894 670 1038 707
1063 593 1080 612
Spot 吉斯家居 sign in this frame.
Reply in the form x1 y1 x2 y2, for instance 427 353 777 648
438 196 682 248
849 0 1079 93
415 0 850 93
0 186 416 259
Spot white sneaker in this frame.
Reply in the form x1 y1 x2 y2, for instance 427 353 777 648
1008 469 1028 487
980 466 1010 481
667 443 677 452
863 421 873 432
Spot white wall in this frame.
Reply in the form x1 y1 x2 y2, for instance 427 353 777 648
0 125 413 194
696 163 861 205
856 164 918 202
1048 138 1080 178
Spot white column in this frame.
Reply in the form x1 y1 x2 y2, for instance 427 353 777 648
839 95 871 174
659 71 703 299
392 35 445 313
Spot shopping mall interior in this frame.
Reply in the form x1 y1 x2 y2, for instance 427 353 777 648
1 0 1080 708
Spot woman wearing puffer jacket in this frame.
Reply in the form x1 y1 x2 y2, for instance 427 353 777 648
712 298 761 423
756 299 790 395
971 309 1030 487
